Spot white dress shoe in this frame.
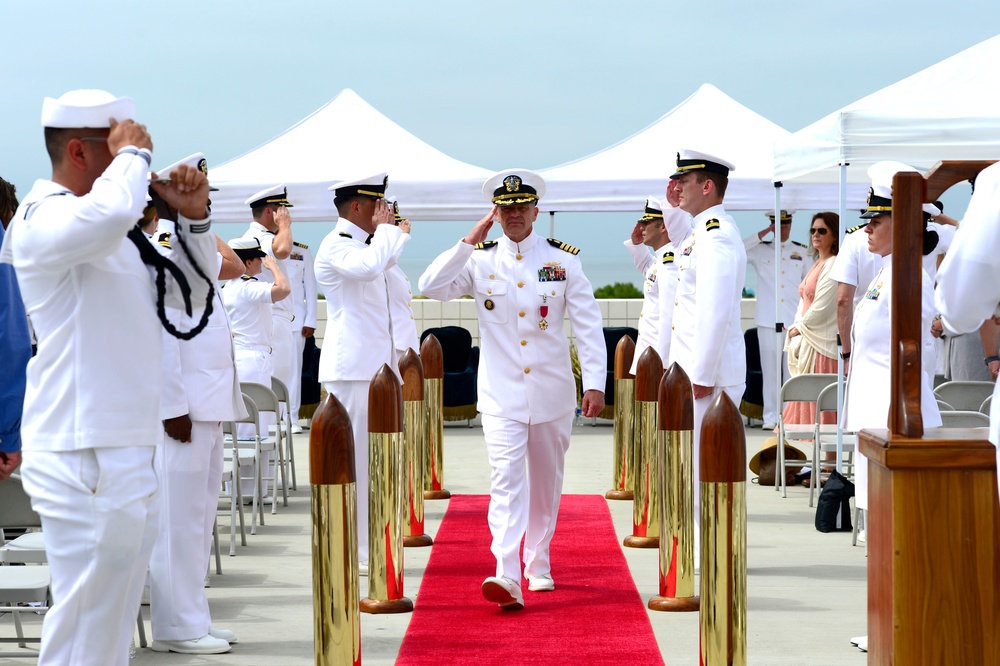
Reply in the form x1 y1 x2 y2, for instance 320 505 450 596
526 573 555 592
761 422 777 431
209 627 237 644
291 424 304 434
856 636 868 652
850 635 865 646
482 576 524 610
151 635 231 654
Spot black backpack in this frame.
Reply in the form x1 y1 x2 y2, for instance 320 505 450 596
815 470 855 533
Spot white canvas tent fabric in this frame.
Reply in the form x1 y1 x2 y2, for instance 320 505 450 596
207 89 493 222
538 84 856 212
774 34 1000 184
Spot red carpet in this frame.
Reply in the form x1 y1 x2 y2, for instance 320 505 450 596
395 494 664 665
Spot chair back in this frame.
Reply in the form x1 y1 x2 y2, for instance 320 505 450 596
780 373 838 404
981 395 993 415
0 475 41 532
934 381 996 412
815 382 841 421
270 376 290 404
939 410 991 428
240 382 281 416
602 327 638 368
421 326 472 373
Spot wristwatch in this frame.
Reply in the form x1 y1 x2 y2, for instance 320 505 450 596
840 351 851 360
985 356 1000 366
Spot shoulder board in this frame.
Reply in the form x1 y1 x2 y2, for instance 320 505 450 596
475 240 498 250
705 218 721 232
846 223 868 234
241 275 257 281
338 232 353 238
156 231 172 249
662 251 675 264
791 240 807 248
293 241 309 249
547 238 580 255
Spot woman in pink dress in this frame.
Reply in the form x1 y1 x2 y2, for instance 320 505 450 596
783 212 840 426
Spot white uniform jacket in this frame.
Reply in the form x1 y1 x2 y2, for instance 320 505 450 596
744 235 810 327
418 232 606 425
624 241 668 375
844 257 942 432
240 221 294 320
288 241 318 330
223 277 274 351
830 225 883 308
936 161 1000 444
314 218 408 383
669 206 747 389
387 264 420 354
0 150 217 452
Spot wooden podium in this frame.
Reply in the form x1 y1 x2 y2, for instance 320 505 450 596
858 162 1000 664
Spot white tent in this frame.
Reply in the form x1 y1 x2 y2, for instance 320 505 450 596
538 84 862 212
774 34 1000 184
208 89 493 223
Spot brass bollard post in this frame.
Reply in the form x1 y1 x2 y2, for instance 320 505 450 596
420 334 450 500
309 393 361 665
624 347 662 548
361 365 414 614
649 362 699 612
399 349 433 548
606 334 636 501
699 393 747 665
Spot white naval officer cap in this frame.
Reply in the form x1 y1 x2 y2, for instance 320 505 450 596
41 89 136 128
155 153 219 191
483 169 546 206
245 184 293 208
922 202 941 217
328 173 389 199
860 161 921 219
638 197 664 223
669 149 736 179
765 209 795 223
228 237 267 260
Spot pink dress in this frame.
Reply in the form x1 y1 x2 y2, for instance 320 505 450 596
783 258 838 425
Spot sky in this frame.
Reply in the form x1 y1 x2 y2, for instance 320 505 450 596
3 1 999 290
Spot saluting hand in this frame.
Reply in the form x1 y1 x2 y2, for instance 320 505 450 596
108 118 153 153
664 179 681 208
399 218 412 234
373 199 394 227
150 163 210 220
464 206 497 245
630 222 644 245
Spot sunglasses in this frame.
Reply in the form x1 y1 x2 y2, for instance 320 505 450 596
809 227 829 236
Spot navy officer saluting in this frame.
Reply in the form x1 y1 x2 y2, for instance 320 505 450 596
419 169 606 610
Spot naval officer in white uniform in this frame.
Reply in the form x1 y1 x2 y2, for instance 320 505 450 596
0 89 217 666
314 173 409 573
286 239 318 430
147 153 247 655
666 150 747 546
419 169 606 610
744 210 811 428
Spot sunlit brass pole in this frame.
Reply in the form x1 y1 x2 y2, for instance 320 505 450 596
309 393 361 665
399 349 433 548
607 335 636 501
361 365 413 614
624 347 662 548
699 393 747 665
649 362 699 612
420 334 450 500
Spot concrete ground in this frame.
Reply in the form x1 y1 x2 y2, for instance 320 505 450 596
9 419 868 665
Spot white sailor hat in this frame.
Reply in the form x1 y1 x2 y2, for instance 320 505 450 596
670 149 736 180
245 184 293 208
860 161 920 219
328 173 389 199
386 197 405 223
483 169 545 206
228 237 267 259
40 89 135 128
765 209 795 223
638 197 664 223
155 153 218 191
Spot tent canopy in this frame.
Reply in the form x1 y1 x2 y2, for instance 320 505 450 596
538 84 861 212
208 89 493 222
774 35 1000 184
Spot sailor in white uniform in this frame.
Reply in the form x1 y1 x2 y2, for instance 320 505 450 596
314 173 409 573
286 239 318 430
744 210 811 428
624 197 669 372
0 90 217 666
419 169 606 610
666 150 747 547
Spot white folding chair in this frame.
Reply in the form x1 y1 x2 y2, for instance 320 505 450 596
776 374 838 497
809 383 856 507
225 393 266 534
240 381 288 512
934 381 996 412
939 410 991 427
981 395 993 415
270 376 297 492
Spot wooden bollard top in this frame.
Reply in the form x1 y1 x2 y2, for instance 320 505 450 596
634 347 663 403
419 334 443 380
699 392 746 483
368 364 404 434
309 392 356 486
658 362 693 431
399 349 424 402
614 335 636 380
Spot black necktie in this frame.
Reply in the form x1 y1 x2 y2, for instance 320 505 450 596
365 233 374 245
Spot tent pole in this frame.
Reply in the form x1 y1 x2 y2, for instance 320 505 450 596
773 183 783 439
549 211 555 237
836 163 847 477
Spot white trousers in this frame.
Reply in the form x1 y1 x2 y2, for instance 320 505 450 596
234 348 275 495
149 421 225 641
271 315 296 420
692 384 746 554
481 413 574 582
758 325 789 425
291 327 306 423
21 447 159 666
324 380 371 563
